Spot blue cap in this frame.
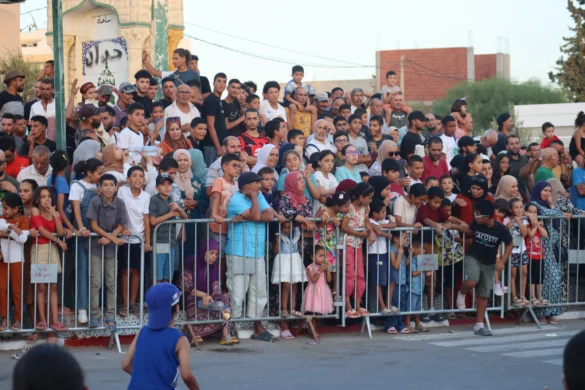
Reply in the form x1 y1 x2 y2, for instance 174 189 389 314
146 283 181 330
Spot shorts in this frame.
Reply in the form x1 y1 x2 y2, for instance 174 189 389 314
529 259 543 285
439 261 463 289
463 255 495 299
31 243 62 273
118 243 142 271
406 292 422 312
511 252 529 267
155 247 176 281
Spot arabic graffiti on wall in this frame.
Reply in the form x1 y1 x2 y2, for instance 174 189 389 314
82 37 128 89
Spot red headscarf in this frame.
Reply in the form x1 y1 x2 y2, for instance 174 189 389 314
284 171 307 209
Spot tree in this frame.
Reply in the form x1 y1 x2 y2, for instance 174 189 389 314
0 49 41 102
432 78 568 135
548 0 585 102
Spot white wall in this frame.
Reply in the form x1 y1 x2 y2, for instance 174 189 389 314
515 102 585 146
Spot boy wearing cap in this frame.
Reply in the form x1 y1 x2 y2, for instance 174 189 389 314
123 283 200 390
113 82 137 128
449 135 477 175
226 171 276 342
149 174 188 283
456 200 513 336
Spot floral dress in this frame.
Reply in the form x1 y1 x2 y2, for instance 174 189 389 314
277 193 313 265
315 205 343 272
181 177 210 258
531 202 564 318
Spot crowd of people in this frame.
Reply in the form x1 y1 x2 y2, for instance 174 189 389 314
0 52 583 347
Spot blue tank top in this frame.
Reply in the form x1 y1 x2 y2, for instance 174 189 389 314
128 327 182 390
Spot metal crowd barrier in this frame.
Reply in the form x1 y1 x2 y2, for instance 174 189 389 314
505 215 585 328
0 233 145 353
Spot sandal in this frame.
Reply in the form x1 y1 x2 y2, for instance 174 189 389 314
416 325 429 333
280 330 295 339
27 333 41 344
357 308 370 317
521 297 531 307
0 319 7 331
540 299 550 306
410 326 420 334
105 319 117 332
291 310 303 317
531 298 542 307
250 331 278 342
281 310 290 318
10 321 21 331
129 303 140 316
220 339 232 345
36 321 47 331
381 308 392 315
386 327 398 334
228 337 239 345
511 297 523 308
399 327 410 334
547 317 561 324
50 322 68 332
447 312 458 320
117 305 128 317
345 310 360 319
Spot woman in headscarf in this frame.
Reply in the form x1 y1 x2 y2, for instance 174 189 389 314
188 148 208 185
252 144 280 182
368 176 392 205
173 149 209 255
177 239 236 346
161 117 193 155
453 174 494 226
368 140 396 177
495 175 521 200
102 144 126 183
529 181 568 324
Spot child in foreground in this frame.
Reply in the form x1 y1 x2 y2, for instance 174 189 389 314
303 246 333 344
123 283 200 390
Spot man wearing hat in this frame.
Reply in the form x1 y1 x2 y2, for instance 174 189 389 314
75 104 101 147
315 91 330 115
0 71 25 131
400 110 428 161
123 283 200 390
29 79 56 142
456 199 513 336
491 112 514 160
448 135 478 174
113 82 136 128
225 171 277 342
96 85 113 108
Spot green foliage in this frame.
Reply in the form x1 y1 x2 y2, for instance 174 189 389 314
432 78 568 135
0 49 40 102
548 0 585 102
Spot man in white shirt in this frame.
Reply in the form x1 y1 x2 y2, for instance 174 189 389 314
305 119 335 160
163 84 201 138
16 145 52 186
259 81 287 124
117 103 145 164
29 79 56 142
439 115 458 169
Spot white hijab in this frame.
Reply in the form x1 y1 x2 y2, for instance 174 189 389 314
252 144 279 181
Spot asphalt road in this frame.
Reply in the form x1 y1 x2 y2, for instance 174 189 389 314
1 320 583 390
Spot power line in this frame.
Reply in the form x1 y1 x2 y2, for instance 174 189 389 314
21 6 47 16
185 22 373 68
404 57 467 81
185 34 375 69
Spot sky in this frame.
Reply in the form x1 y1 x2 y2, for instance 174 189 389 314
20 0 573 88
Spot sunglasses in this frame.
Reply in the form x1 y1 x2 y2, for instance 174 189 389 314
388 152 399 157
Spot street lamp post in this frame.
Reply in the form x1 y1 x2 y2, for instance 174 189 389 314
52 0 66 151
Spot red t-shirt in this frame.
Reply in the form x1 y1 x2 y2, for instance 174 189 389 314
526 227 544 260
390 183 405 197
30 214 61 245
5 154 30 179
422 156 450 181
239 132 270 158
416 203 450 225
540 136 560 149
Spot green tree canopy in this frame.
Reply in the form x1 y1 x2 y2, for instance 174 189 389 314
549 0 585 101
0 50 40 103
432 78 568 135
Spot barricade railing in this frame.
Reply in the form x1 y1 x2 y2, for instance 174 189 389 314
0 232 145 352
505 215 585 328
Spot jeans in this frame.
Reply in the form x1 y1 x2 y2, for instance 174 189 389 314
202 146 217 167
155 247 176 282
383 284 407 332
76 237 89 310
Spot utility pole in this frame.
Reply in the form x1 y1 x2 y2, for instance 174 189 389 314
52 0 66 151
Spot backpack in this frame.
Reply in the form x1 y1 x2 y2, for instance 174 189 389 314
69 180 97 229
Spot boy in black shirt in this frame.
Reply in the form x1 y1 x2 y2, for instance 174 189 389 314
456 200 513 336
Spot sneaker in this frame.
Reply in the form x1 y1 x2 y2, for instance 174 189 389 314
456 293 466 311
502 285 509 293
430 313 445 322
78 310 88 324
474 327 493 336
89 318 101 328
390 306 400 314
493 283 504 297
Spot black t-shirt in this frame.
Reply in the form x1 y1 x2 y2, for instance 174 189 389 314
201 94 227 147
19 138 57 158
132 93 152 118
200 76 212 95
0 90 23 112
157 98 173 110
222 99 242 136
400 131 424 160
491 132 508 156
467 220 512 265
450 154 464 171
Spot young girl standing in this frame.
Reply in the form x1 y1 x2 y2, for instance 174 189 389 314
504 198 530 308
271 220 307 318
48 150 76 237
525 204 549 306
30 187 68 332
315 192 351 299
569 111 585 168
0 194 30 331
303 246 334 343
450 98 467 140
341 182 376 318
313 150 339 215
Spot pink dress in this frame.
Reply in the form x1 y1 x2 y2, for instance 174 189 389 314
303 264 334 315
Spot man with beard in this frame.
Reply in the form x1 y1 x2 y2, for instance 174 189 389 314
1 114 15 137
0 71 25 131
74 104 101 147
423 113 441 151
422 136 449 181
388 92 408 130
24 81 42 122
238 109 269 168
328 97 345 117
506 134 531 199
30 79 57 142
97 105 116 146
20 116 56 159
96 85 113 108
157 77 176 109
315 92 330 116
132 70 154 118
400 111 428 161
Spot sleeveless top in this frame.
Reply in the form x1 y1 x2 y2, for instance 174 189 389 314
128 327 182 390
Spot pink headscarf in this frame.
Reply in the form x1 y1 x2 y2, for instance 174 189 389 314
173 149 195 200
284 171 307 209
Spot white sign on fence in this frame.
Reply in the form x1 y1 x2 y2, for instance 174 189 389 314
31 264 58 284
418 254 439 272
